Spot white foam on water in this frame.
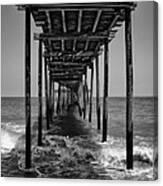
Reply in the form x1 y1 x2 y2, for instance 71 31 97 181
93 134 156 180
1 128 16 153
1 122 24 154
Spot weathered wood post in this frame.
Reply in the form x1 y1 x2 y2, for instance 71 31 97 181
82 75 85 119
102 40 109 142
62 87 65 110
45 57 50 130
38 40 42 146
125 8 134 169
57 84 61 114
83 68 87 119
25 7 31 169
66 87 69 105
89 63 94 122
70 89 73 103
52 81 55 116
51 79 54 119
49 72 53 121
96 55 101 130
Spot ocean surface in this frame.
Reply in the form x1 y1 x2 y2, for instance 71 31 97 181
1 97 158 179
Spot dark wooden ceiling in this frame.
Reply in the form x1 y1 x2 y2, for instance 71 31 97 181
18 2 136 87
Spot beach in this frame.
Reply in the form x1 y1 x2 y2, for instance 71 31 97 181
1 97 158 180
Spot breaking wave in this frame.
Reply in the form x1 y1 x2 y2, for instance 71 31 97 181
1 122 25 153
1 121 157 180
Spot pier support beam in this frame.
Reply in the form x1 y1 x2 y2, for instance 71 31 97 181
62 87 64 110
52 81 55 116
102 40 109 142
96 55 101 130
38 40 42 146
125 9 134 170
57 84 61 114
49 73 53 121
83 68 87 119
45 57 50 130
66 87 69 105
89 63 94 122
25 7 31 169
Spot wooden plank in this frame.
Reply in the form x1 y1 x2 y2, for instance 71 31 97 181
25 7 31 169
62 10 67 33
19 3 137 12
102 40 109 142
50 68 86 73
37 8 116 12
34 33 108 41
45 57 50 130
125 9 133 170
51 75 81 79
49 62 87 66
50 68 85 73
78 10 82 33
92 10 102 33
88 63 94 122
43 50 96 58
59 80 81 86
29 2 136 10
50 71 84 76
96 55 101 130
38 40 43 146
48 58 90 63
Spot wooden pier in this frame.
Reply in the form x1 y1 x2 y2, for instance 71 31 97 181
18 2 136 170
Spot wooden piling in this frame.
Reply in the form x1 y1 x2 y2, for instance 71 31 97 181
89 63 94 122
66 87 69 105
62 87 65 110
57 84 61 114
49 73 53 121
102 40 109 142
125 9 134 170
95 55 101 130
83 68 87 119
45 57 50 130
83 75 85 119
52 81 55 116
25 7 31 169
38 40 42 146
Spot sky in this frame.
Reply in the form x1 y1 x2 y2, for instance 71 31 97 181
1 2 156 97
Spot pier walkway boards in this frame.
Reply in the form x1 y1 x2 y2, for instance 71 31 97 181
17 2 136 170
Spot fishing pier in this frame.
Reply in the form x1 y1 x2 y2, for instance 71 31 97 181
18 2 136 171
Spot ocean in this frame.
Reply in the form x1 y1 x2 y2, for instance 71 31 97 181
1 97 158 180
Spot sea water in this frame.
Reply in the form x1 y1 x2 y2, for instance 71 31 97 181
1 97 158 179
